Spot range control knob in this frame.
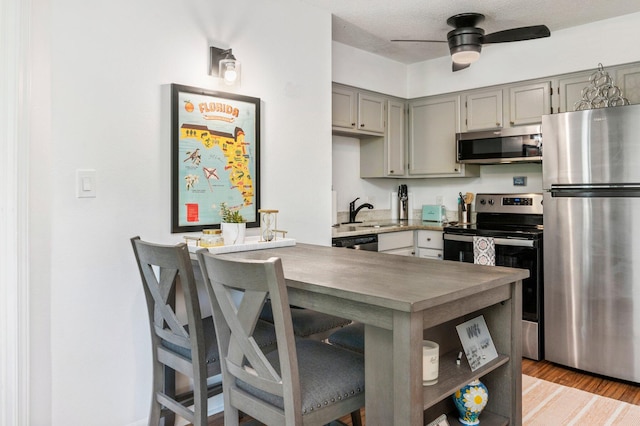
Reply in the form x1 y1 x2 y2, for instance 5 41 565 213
488 198 495 205
479 198 486 205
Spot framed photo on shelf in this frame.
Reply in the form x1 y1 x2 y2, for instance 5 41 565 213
171 84 260 233
455 315 498 371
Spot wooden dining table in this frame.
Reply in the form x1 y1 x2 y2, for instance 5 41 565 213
196 243 526 425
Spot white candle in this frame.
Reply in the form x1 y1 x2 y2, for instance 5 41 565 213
422 340 439 386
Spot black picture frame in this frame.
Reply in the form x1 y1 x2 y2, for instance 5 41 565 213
171 84 260 233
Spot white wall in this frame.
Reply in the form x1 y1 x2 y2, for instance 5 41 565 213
29 0 332 424
332 12 640 214
332 41 408 98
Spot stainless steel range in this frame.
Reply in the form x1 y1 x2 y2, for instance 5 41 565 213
443 193 544 360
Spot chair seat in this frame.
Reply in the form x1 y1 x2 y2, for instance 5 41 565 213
237 338 364 415
162 317 277 376
260 300 351 338
328 322 364 354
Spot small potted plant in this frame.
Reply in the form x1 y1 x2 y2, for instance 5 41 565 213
219 202 246 245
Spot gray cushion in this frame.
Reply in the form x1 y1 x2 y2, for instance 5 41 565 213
162 317 277 375
237 338 365 415
260 301 351 337
328 322 365 354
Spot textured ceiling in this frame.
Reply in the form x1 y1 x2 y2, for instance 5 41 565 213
300 0 640 64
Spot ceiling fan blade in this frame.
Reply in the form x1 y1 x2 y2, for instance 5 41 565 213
482 25 550 44
453 62 470 72
390 39 447 43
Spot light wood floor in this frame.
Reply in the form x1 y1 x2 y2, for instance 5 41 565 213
521 358 640 406
206 358 640 425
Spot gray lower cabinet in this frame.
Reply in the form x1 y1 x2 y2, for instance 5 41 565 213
416 230 443 260
378 230 414 256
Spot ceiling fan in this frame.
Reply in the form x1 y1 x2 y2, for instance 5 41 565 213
392 13 550 72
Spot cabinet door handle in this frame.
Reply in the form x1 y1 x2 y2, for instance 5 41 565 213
427 237 431 241
351 122 356 126
360 123 365 127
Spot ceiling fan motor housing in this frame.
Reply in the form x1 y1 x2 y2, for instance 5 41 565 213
447 27 484 61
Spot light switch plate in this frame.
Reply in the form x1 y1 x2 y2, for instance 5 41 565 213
76 169 96 198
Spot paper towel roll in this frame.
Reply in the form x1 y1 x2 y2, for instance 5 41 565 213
332 191 338 225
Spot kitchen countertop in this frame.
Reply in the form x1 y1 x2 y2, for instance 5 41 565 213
332 219 447 238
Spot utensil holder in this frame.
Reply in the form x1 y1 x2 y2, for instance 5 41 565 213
398 197 409 221
458 203 472 224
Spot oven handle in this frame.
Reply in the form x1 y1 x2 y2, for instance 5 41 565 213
443 233 536 247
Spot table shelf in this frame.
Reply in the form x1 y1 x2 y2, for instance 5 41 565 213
423 350 509 410
447 410 509 426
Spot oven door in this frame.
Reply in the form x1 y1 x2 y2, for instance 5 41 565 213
443 233 543 359
443 234 541 321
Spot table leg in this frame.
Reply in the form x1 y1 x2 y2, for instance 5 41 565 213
393 310 424 425
364 311 423 425
364 324 393 425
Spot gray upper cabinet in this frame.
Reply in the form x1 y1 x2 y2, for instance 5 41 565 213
360 98 405 177
616 65 640 105
332 86 357 129
358 93 386 134
554 64 640 113
385 100 405 176
554 73 592 113
463 89 503 131
463 83 550 131
336 61 640 180
408 95 478 177
508 82 551 125
332 84 385 135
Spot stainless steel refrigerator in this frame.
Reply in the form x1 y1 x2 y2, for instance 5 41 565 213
542 104 640 383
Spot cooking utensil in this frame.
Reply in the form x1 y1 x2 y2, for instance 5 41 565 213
465 192 474 204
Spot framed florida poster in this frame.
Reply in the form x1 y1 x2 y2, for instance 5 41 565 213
171 84 260 233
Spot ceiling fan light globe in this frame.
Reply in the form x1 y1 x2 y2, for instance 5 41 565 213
451 49 480 64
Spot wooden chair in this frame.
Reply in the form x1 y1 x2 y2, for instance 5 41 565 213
197 251 365 426
259 300 351 341
131 237 277 425
328 322 365 354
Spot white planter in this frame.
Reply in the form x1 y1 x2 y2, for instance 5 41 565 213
221 222 246 245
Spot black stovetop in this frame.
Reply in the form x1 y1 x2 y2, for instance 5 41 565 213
444 212 543 239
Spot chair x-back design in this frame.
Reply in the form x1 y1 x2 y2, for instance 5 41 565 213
131 237 221 426
197 251 365 426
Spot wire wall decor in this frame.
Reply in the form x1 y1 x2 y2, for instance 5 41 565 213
574 63 629 111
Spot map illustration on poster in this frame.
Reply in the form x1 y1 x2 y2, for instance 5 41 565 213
171 84 260 233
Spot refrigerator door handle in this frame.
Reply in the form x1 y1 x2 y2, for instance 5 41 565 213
550 186 640 198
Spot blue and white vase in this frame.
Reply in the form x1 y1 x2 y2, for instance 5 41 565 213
452 379 489 425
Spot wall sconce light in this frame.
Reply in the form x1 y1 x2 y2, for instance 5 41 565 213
210 46 240 86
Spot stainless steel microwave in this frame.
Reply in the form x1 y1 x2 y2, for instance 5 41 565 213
457 125 542 164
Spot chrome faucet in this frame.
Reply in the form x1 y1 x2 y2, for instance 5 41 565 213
348 197 374 223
